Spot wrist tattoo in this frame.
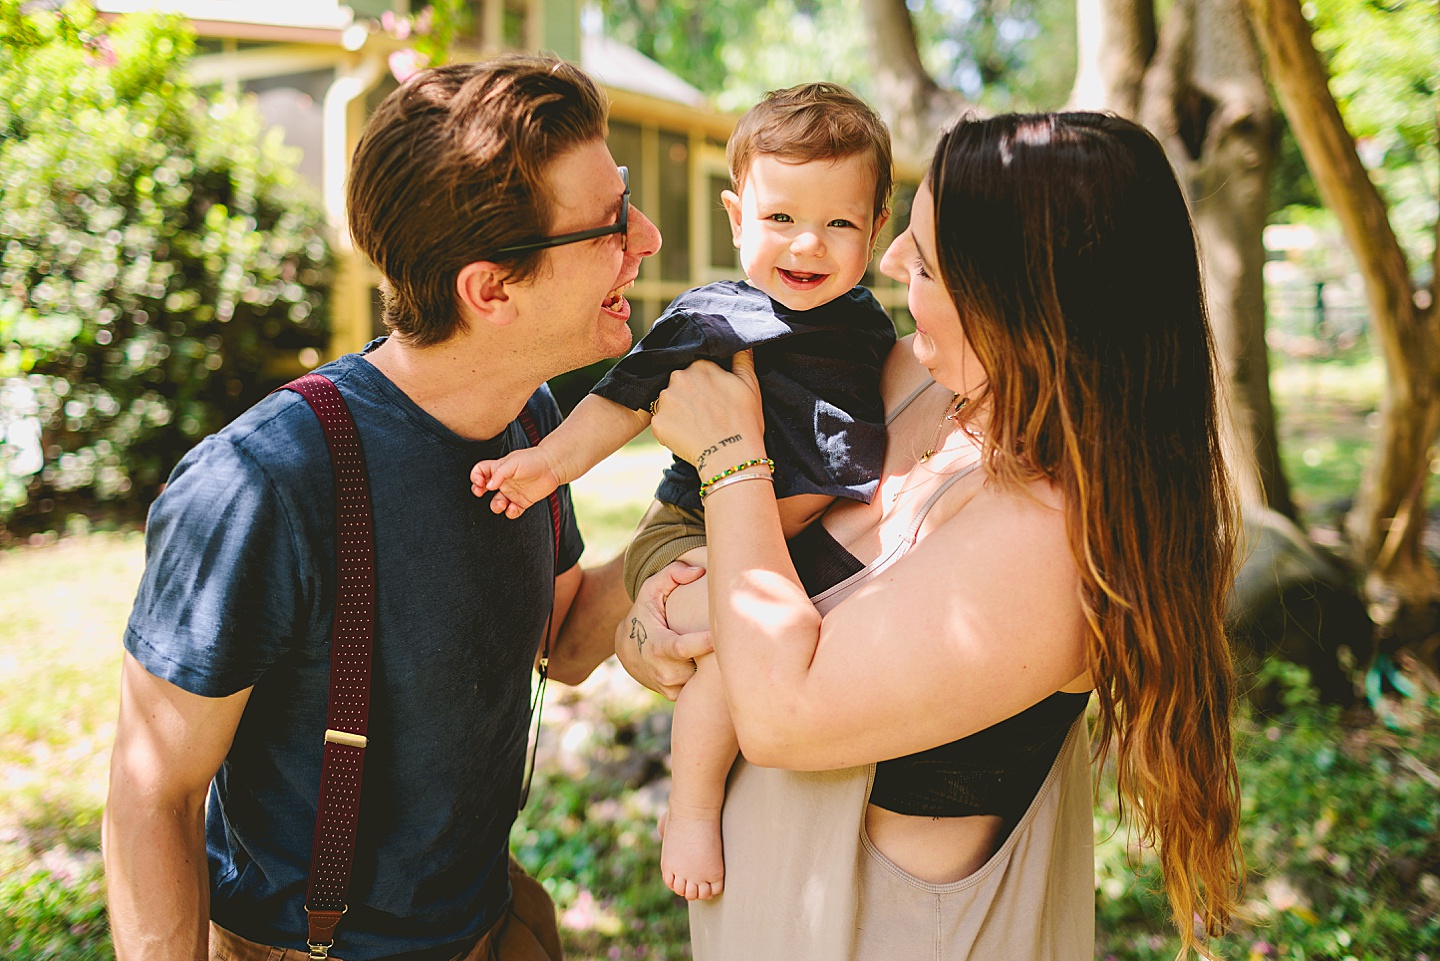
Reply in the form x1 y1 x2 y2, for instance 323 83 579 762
695 434 743 473
629 617 648 655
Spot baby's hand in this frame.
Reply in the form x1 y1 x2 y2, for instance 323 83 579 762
470 447 563 519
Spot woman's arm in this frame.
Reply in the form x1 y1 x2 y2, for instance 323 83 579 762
651 350 1088 772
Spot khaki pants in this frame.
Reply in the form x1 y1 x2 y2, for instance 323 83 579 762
209 856 563 961
621 500 707 600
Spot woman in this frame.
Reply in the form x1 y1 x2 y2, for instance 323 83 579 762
627 112 1243 959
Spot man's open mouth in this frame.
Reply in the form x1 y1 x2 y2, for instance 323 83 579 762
603 279 634 311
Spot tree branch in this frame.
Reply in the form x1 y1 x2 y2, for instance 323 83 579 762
1242 0 1417 354
860 0 975 172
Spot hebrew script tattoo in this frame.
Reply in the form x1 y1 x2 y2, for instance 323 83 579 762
629 617 648 656
695 434 743 474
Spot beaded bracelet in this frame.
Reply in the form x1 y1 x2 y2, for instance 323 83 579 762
699 471 775 500
701 457 775 491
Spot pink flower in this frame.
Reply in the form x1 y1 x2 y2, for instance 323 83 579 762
561 890 600 932
83 35 117 68
381 11 412 39
388 48 429 83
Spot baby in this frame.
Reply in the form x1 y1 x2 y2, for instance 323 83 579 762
471 82 895 900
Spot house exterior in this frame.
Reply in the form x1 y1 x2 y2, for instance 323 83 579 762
95 0 915 371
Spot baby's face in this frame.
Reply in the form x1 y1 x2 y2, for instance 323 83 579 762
722 153 887 312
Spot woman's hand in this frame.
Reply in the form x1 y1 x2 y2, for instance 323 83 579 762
650 350 766 471
614 561 714 700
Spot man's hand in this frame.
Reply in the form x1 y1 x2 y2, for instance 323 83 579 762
470 446 565 519
615 561 714 700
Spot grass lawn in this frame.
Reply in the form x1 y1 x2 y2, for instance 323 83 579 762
0 434 675 961
1271 350 1440 552
3 372 1439 960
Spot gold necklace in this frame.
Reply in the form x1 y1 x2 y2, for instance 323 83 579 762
887 392 973 507
920 394 968 462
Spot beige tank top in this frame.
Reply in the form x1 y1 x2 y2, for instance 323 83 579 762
689 400 1095 961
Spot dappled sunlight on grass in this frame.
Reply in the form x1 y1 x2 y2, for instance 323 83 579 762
0 532 142 854
2 389 1437 960
1270 348 1440 547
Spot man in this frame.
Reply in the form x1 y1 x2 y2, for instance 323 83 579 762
103 56 702 961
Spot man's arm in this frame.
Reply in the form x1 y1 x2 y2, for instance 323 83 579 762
544 554 631 685
546 555 715 689
613 562 715 700
103 654 251 961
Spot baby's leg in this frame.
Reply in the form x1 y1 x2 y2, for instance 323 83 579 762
663 650 738 901
663 545 709 635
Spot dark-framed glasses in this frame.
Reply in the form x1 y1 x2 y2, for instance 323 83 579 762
495 166 629 257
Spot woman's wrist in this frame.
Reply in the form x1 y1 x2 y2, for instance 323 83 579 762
693 436 768 479
699 467 775 500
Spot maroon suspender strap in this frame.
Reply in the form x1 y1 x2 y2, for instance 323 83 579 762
278 379 560 956
281 373 375 959
516 405 562 810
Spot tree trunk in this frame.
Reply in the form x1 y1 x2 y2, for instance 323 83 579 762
858 0 975 171
1067 0 1155 117
1070 0 1295 517
1243 0 1440 631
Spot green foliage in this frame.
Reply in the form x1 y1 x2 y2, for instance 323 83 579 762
415 0 471 66
909 0 1076 112
597 0 1076 113
1306 0 1438 272
0 848 111 961
512 690 690 958
0 1 330 536
598 0 757 96
1 515 1437 960
1095 662 1440 960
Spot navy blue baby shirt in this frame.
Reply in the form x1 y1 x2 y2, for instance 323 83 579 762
592 279 895 509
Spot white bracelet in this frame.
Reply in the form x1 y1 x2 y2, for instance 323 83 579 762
699 470 776 500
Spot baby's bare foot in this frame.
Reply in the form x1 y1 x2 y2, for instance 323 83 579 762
660 808 724 901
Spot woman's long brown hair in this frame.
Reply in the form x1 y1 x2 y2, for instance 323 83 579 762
929 113 1243 954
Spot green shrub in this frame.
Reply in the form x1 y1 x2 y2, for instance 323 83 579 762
0 847 111 961
1096 661 1440 960
512 687 691 959
0 1 330 538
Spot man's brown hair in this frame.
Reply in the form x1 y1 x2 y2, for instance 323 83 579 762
346 56 607 346
726 82 893 221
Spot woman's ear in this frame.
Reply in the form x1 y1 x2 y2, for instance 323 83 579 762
720 189 744 248
456 261 516 327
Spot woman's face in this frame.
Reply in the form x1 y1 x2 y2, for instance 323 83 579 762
879 181 985 397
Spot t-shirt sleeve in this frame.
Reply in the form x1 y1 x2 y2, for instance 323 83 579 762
124 436 315 698
527 387 585 574
589 306 712 411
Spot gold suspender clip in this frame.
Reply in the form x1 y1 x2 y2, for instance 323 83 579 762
324 729 367 749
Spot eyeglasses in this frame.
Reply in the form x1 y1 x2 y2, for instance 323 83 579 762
495 166 629 257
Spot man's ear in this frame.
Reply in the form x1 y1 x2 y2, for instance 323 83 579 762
456 261 516 327
869 209 891 254
720 189 743 248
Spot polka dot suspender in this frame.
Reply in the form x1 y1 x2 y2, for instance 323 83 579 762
282 374 375 958
516 405 559 812
280 374 562 959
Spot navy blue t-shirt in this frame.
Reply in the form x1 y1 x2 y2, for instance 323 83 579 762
591 280 895 510
124 349 583 961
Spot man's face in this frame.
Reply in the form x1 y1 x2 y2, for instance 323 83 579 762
511 139 661 367
722 153 885 312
